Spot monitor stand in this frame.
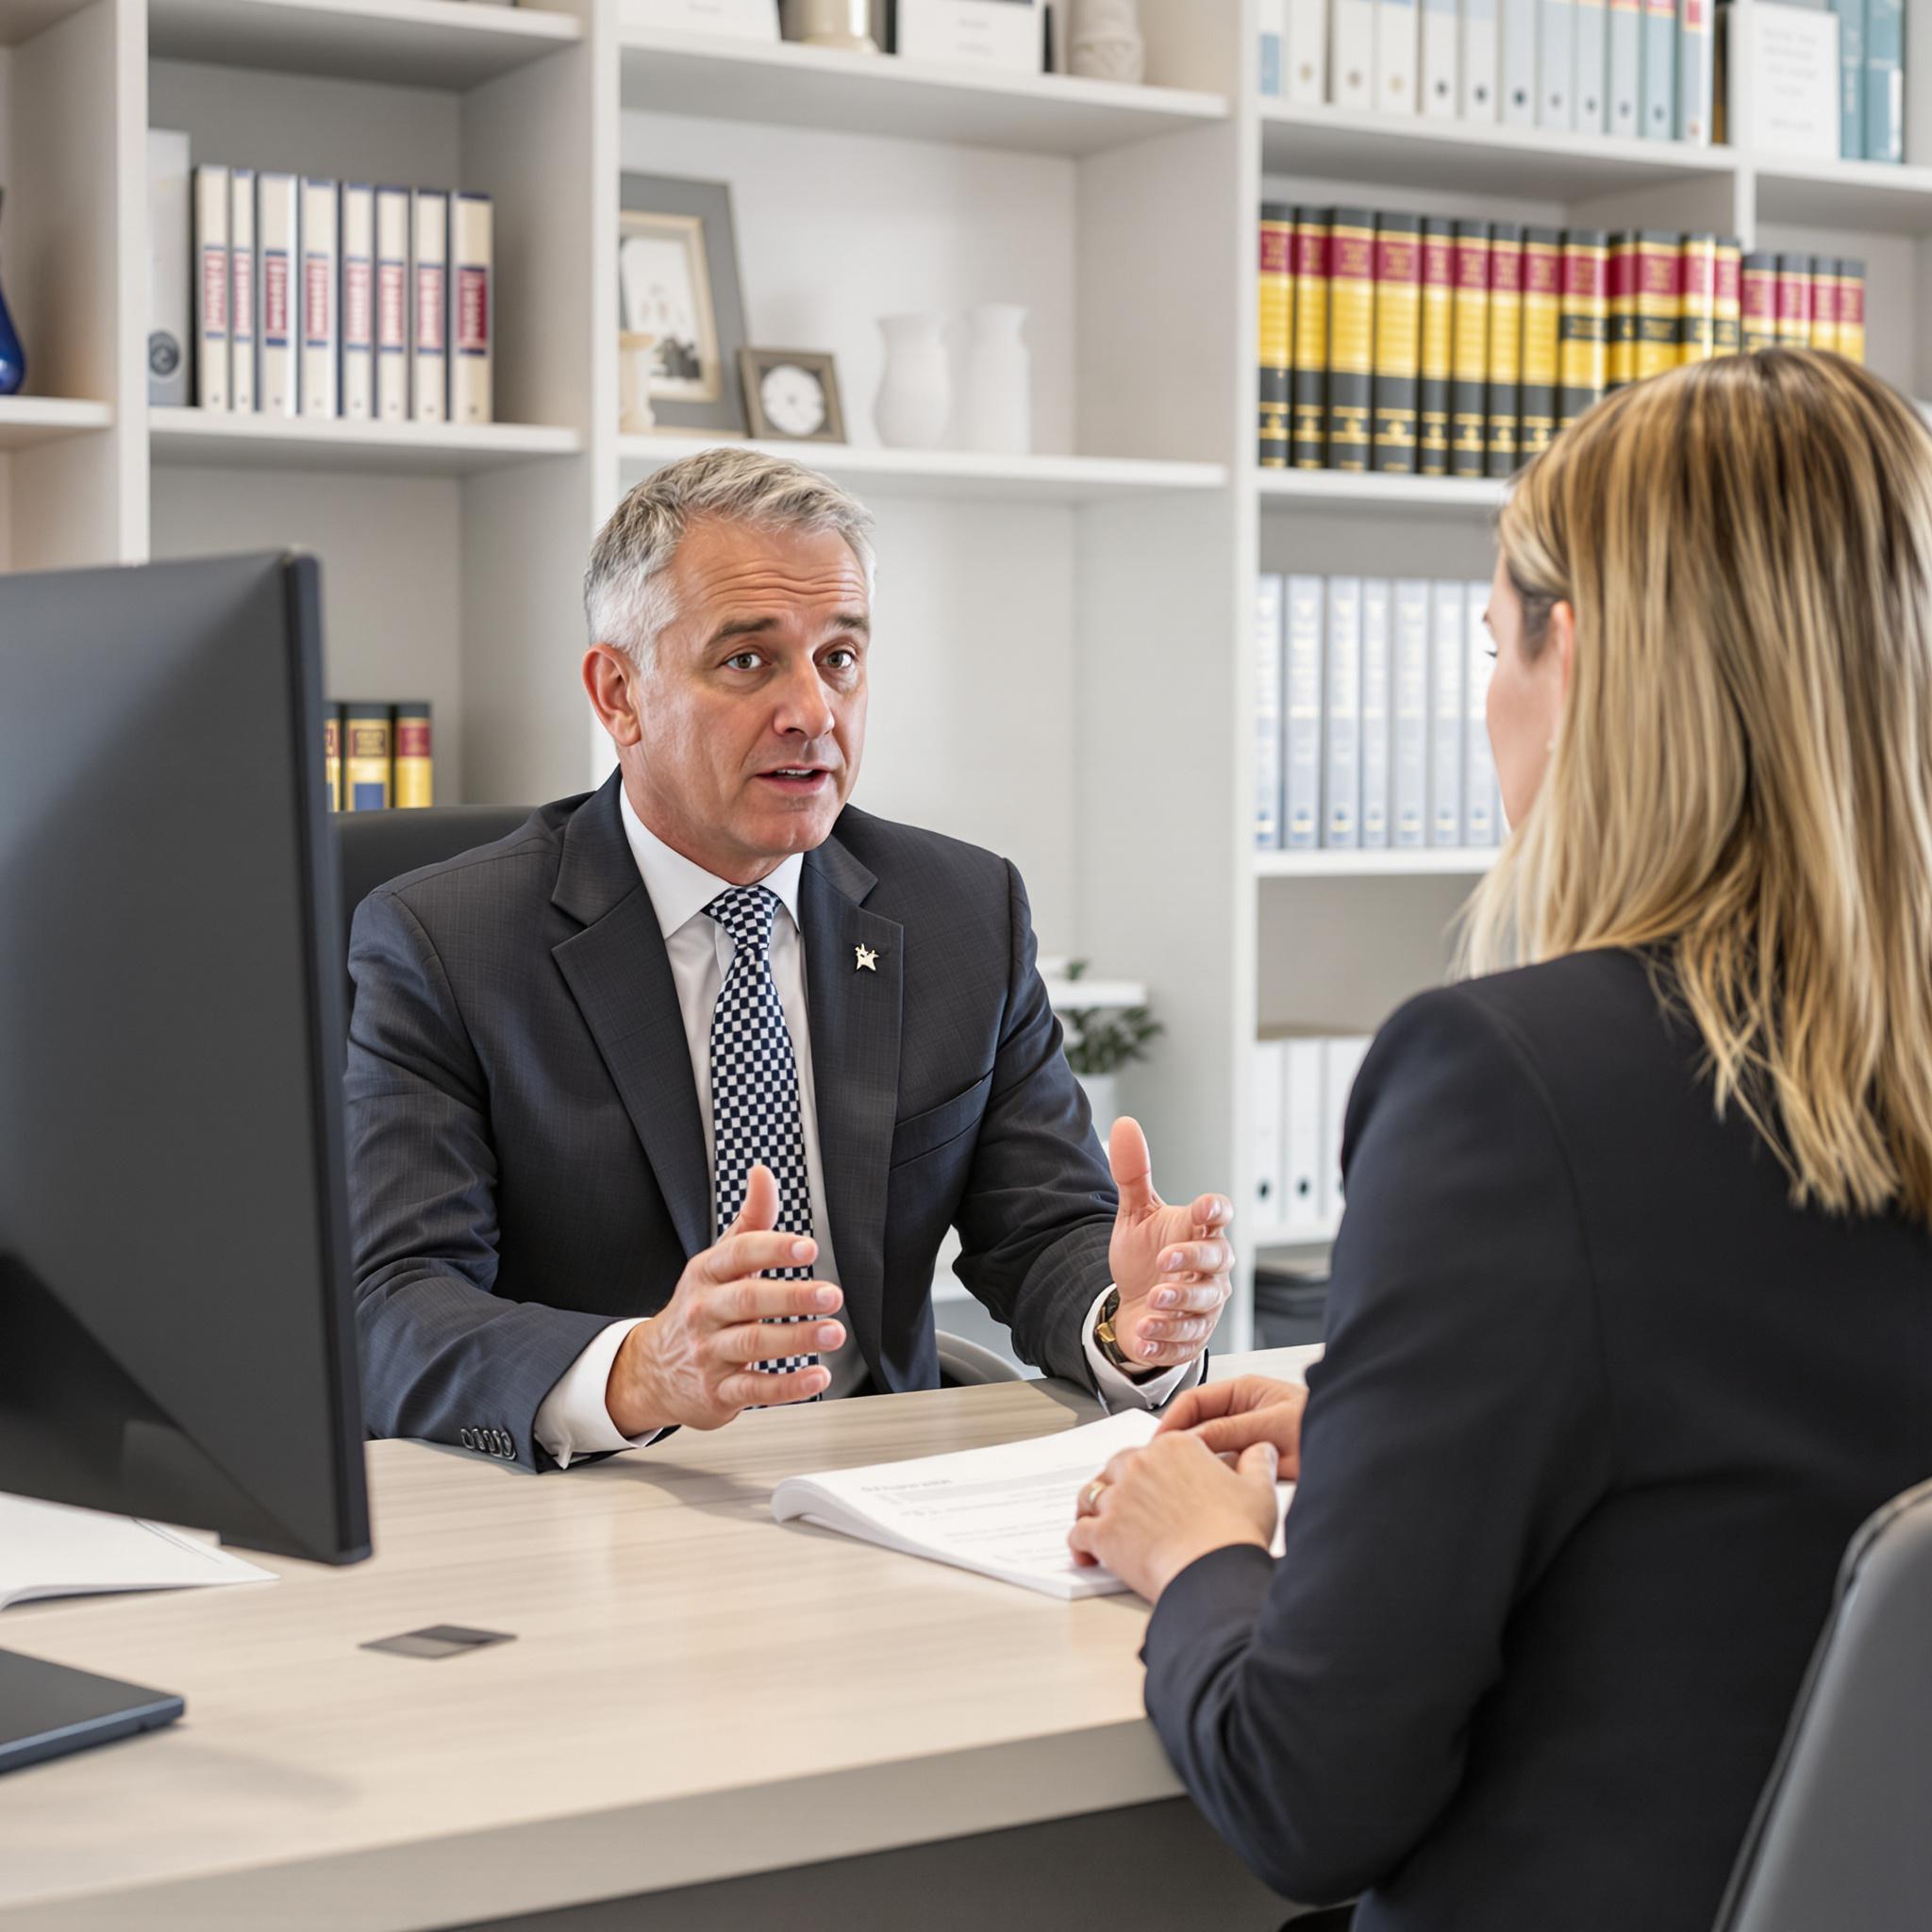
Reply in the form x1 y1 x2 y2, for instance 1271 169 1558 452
0 1646 183 1774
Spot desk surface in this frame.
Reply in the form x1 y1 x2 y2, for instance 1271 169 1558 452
0 1346 1319 1932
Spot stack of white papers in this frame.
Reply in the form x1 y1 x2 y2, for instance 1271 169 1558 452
0 1492 277 1610
773 1408 1293 1600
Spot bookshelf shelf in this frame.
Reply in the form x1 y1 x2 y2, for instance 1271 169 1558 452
147 0 583 89
0 397 113 449
1253 1217 1341 1249
1260 103 1739 199
1751 158 1932 236
150 409 584 475
0 0 94 43
620 436 1228 504
1257 467 1507 515
617 28 1228 157
1256 849 1498 878
1039 974 1149 1010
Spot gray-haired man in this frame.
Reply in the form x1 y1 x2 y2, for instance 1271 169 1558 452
348 449 1234 1467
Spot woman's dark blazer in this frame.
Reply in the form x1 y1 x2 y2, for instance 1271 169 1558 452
1143 946 1932 1931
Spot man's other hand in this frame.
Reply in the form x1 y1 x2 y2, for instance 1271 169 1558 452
605 1165 844 1434
1104 1116 1234 1374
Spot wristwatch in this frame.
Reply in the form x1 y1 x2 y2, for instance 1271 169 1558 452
1093 1288 1146 1375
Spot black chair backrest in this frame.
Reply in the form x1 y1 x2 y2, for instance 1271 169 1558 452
331 806 531 1023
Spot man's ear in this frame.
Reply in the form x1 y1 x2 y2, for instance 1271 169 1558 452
584 644 642 749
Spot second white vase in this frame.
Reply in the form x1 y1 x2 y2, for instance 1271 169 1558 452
955 303 1031 456
874 314 949 449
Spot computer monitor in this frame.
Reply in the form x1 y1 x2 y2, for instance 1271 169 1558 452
0 553 370 1768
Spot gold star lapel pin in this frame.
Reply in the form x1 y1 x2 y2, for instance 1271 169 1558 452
855 943 878 973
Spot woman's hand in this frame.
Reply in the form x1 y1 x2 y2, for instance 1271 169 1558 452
1157 1374 1308 1475
1068 1431 1279 1603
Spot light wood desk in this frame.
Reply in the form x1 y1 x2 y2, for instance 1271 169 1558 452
0 1347 1320 1932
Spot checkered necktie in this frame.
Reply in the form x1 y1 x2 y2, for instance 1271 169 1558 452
706 885 817 1379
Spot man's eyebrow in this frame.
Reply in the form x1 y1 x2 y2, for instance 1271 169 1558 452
707 610 871 644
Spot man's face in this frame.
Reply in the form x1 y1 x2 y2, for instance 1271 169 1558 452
617 516 870 884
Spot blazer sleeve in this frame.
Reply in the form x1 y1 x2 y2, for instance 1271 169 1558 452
948 859 1118 1389
1140 984 1617 1906
346 887 612 1470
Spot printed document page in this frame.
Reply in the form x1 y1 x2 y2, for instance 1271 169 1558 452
0 1492 277 1610
773 1409 1292 1600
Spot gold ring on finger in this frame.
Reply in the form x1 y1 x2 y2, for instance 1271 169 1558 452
1082 1479 1108 1514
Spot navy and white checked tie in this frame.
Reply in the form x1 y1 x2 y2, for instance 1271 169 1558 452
706 885 817 1380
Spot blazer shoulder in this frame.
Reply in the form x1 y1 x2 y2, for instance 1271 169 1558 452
369 796 584 927
828 805 1014 900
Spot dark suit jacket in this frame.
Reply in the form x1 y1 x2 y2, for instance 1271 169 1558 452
345 774 1117 1469
1143 947 1932 1931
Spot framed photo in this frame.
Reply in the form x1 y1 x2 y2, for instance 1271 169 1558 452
739 348 847 444
618 174 750 435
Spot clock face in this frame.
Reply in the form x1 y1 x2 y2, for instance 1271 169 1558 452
759 362 829 438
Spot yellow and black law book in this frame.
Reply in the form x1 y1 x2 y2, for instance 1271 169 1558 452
1713 239 1742 357
1449 220 1491 479
323 705 343 812
1775 255 1813 348
1258 203 1294 468
1678 234 1717 363
393 702 434 809
1485 222 1524 479
1325 208 1376 471
1557 230 1608 431
1740 252 1778 353
1291 208 1331 470
1418 217 1455 475
1633 230 1680 383
1519 227 1561 458
1372 212 1423 475
1606 232 1638 392
342 702 393 812
1838 260 1866 363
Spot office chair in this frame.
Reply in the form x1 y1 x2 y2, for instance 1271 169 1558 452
1712 1478 1932 1932
330 804 1017 1382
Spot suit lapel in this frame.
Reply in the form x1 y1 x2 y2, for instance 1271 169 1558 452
550 775 712 1262
802 836 902 1391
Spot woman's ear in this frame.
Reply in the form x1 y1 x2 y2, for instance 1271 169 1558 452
1548 600 1577 709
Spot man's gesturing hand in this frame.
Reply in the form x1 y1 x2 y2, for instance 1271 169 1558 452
605 1165 843 1435
1104 1116 1234 1374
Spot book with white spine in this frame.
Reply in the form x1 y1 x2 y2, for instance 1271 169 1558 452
147 129 192 408
1374 0 1420 111
299 177 338 418
1259 0 1290 93
411 188 450 425
1323 575 1363 850
1284 1038 1327 1228
1320 1036 1373 1214
1608 0 1642 135
229 169 255 412
1288 0 1331 102
375 186 411 422
340 183 375 421
1423 0 1460 113
449 192 493 425
1360 578 1392 849
1254 1039 1288 1225
193 164 229 411
1464 580 1499 846
1285 575 1324 850
1334 0 1378 107
1502 0 1540 122
256 172 299 418
1256 575 1285 851
1429 579 1466 846
1462 0 1501 117
1539 0 1575 125
1392 578 1430 847
1675 0 1712 142
1574 0 1609 128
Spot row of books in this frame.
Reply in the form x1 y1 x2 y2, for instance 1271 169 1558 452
1254 1033 1372 1235
1257 0 1715 140
1734 0 1908 163
1256 210 1870 475
149 134 492 425
1257 575 1506 853
324 704 435 812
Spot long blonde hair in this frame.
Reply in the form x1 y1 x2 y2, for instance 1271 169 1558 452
1462 349 1932 1222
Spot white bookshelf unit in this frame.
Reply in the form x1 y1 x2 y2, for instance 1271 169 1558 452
5 0 1927 1347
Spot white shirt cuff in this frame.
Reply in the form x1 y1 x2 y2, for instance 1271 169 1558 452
533 1317 667 1468
1081 1284 1206 1411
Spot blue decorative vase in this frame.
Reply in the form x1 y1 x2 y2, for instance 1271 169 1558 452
0 187 25 397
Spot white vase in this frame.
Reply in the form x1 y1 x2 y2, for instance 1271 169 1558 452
1075 1073 1120 1145
874 314 949 449
1069 0 1145 83
781 0 878 52
955 304 1031 456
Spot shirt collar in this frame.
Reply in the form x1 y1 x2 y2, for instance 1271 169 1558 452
619 785 805 940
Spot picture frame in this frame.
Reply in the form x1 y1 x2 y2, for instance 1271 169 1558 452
617 174 750 435
739 348 847 444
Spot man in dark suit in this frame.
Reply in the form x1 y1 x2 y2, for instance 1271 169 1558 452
348 447 1235 1469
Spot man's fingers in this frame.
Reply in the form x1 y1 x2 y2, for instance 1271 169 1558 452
716 1319 846 1365
1158 1241 1232 1278
702 1230 822 1286
717 1364 830 1410
1129 1316 1213 1348
1237 1440 1280 1488
730 1164 781 1235
1192 1411 1298 1459
1188 1191 1235 1231
707 1273 842 1323
1155 1380 1241 1434
1108 1115 1160 1217
1067 1516 1101 1566
1145 1279 1230 1315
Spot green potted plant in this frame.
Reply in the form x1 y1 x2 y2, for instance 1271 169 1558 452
1058 958 1162 1141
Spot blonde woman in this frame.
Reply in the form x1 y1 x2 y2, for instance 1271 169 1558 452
1070 351 1932 1931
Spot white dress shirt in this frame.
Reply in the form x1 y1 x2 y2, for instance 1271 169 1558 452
533 792 1197 1467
